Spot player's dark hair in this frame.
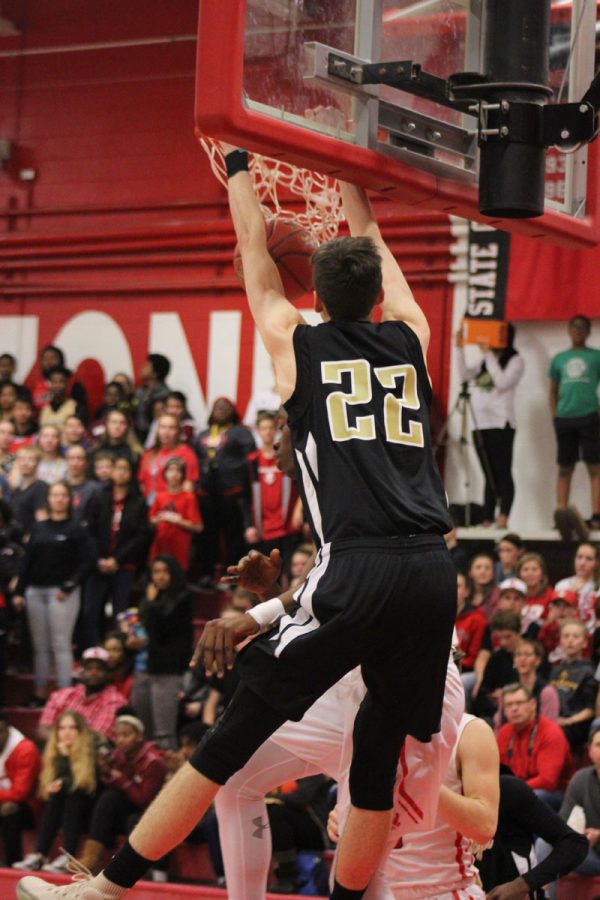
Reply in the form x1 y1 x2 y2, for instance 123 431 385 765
0 353 15 366
312 236 382 321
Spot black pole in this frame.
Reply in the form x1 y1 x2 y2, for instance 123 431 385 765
478 0 551 218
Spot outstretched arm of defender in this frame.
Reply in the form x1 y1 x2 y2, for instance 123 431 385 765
224 145 304 401
339 181 430 354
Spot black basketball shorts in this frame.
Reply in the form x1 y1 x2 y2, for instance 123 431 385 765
237 534 457 744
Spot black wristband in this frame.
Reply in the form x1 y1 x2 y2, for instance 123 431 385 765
225 149 249 178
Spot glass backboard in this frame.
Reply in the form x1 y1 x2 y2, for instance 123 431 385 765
195 0 600 247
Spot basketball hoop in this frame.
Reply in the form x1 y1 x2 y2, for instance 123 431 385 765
198 133 344 245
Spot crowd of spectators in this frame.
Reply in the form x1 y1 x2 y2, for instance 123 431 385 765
2 341 600 893
0 344 309 885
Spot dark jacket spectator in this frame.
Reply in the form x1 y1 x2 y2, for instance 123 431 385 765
82 460 151 649
478 774 587 899
132 556 194 749
86 480 150 569
196 397 256 576
76 712 167 876
13 483 97 699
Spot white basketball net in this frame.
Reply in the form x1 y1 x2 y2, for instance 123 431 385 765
199 136 344 244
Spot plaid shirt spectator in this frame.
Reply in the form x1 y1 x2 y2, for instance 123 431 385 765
39 683 127 740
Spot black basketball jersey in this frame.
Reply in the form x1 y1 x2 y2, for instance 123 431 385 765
284 320 452 547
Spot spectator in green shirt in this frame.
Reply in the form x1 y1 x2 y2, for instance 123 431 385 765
549 315 600 534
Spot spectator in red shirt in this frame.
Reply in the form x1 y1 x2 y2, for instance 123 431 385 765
517 552 555 633
0 713 41 865
76 711 167 875
145 391 197 448
149 457 203 571
138 414 198 505
497 683 574 809
468 552 501 619
37 647 128 744
455 570 487 672
245 412 301 563
538 591 579 666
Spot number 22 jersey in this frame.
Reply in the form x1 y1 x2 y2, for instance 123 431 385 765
284 320 452 546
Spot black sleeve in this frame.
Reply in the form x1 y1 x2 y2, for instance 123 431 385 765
114 496 151 565
239 427 257 457
14 525 37 594
502 776 588 890
61 524 98 592
70 380 88 415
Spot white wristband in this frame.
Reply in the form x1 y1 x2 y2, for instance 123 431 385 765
246 597 286 628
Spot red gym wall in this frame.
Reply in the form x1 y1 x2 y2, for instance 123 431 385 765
0 1 597 423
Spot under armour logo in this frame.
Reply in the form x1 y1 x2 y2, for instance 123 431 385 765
252 816 270 839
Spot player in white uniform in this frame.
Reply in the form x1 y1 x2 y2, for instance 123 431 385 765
331 714 499 900
213 422 467 898
216 655 465 900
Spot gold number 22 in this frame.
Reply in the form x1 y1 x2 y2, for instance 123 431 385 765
321 359 424 447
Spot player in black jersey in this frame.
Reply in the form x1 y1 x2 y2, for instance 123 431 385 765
15 156 455 900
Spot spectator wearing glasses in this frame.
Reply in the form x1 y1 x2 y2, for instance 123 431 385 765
497 683 574 810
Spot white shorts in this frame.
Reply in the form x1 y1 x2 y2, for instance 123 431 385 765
269 667 365 780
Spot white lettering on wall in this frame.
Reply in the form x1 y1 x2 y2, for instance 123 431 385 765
0 316 38 383
54 311 133 381
206 311 241 408
149 312 208 425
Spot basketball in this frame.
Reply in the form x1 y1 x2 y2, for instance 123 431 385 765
233 218 318 301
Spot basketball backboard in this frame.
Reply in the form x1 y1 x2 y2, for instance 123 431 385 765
195 0 600 247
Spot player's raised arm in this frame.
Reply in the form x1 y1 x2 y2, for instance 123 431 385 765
339 181 430 355
225 146 304 401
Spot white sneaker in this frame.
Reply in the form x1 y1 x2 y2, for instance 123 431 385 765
17 876 105 899
13 853 46 871
42 854 70 873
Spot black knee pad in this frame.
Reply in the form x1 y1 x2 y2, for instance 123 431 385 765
349 694 406 811
189 683 286 785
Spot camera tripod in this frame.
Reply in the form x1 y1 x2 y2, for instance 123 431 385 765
434 381 500 527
